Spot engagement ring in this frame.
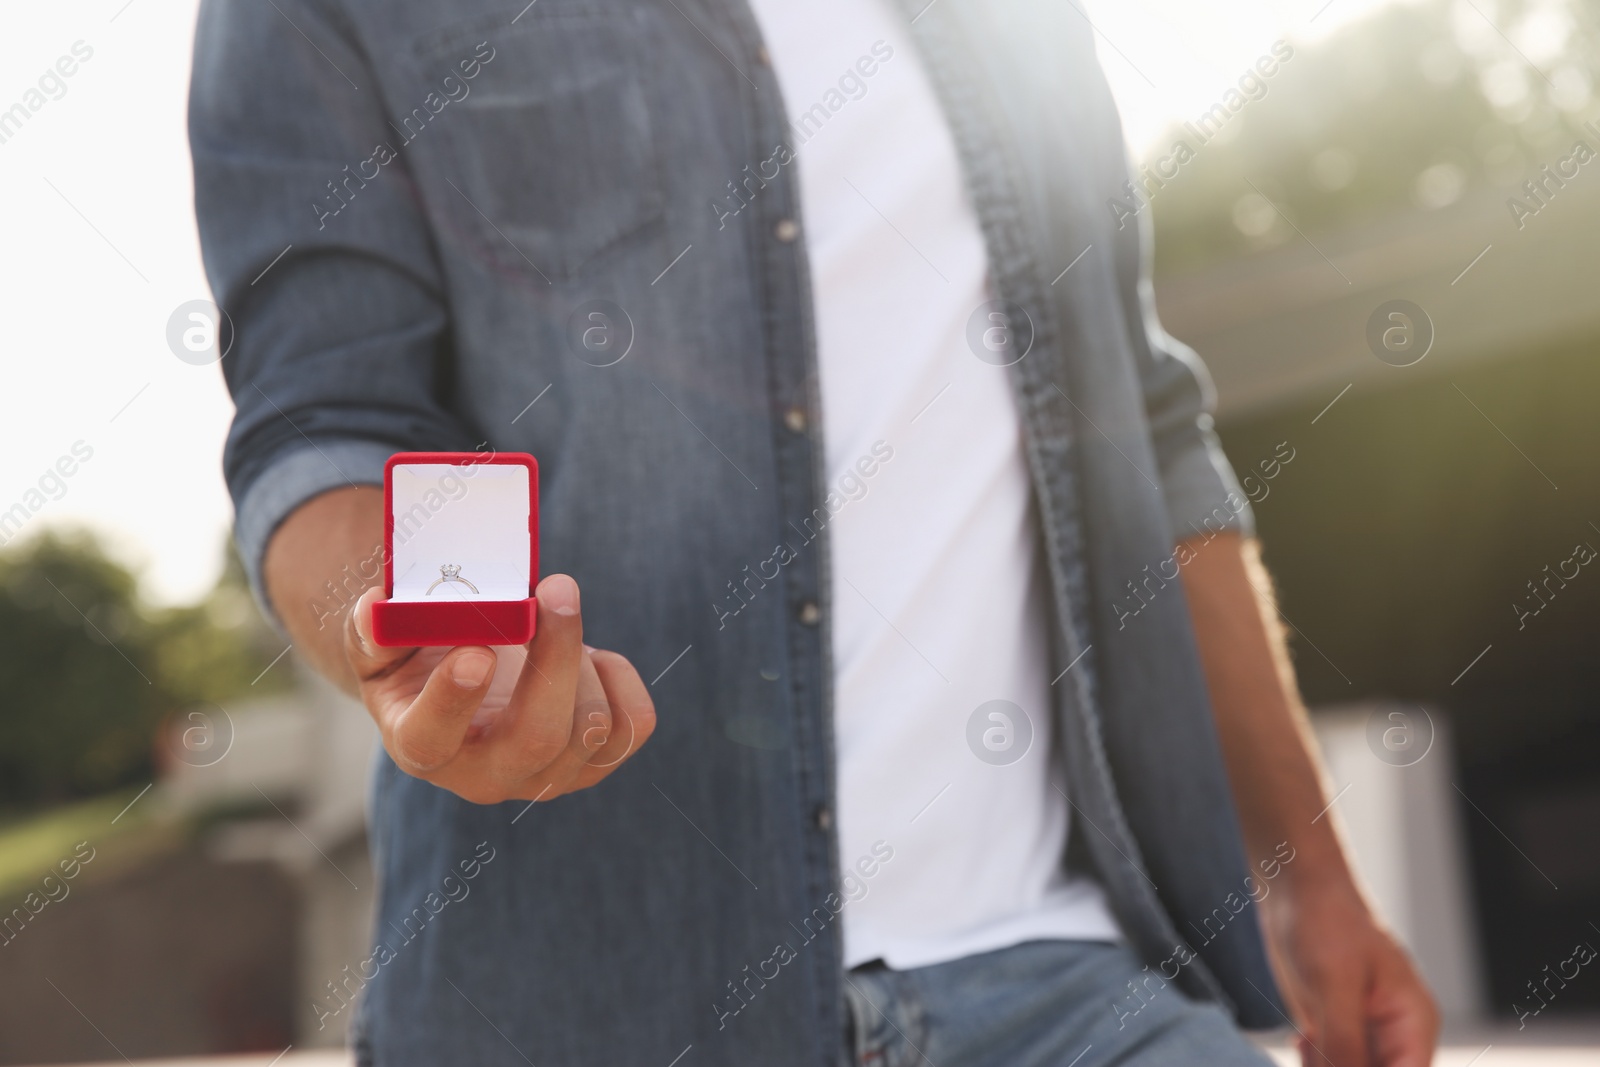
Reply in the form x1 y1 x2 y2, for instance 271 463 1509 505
426 563 479 595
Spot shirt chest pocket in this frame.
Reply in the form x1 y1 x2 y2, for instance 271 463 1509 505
412 8 665 281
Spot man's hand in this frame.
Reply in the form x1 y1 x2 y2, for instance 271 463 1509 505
1179 532 1438 1066
344 574 656 804
1263 878 1438 1067
262 485 655 806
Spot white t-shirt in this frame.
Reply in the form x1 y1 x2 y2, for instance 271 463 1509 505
745 0 1121 968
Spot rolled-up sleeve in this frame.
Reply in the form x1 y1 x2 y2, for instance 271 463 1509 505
190 0 474 615
1115 192 1255 545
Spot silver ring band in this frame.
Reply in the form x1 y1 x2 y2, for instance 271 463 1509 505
426 564 479 595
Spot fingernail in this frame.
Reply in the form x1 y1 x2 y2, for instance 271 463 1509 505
354 611 375 655
353 588 382 654
543 575 579 616
451 651 494 689
582 644 596 654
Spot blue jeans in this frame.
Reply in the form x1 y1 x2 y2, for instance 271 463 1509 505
842 940 1276 1067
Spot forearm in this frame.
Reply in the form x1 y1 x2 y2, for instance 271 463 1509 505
1178 532 1356 892
263 485 387 696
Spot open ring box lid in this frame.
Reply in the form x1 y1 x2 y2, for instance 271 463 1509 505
370 451 539 647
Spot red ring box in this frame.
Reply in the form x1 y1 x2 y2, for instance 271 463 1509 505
370 451 539 647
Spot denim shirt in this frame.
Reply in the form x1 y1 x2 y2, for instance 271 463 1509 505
191 0 1282 1061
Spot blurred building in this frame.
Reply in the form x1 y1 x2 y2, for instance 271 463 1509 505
0 668 376 1064
1158 175 1600 1023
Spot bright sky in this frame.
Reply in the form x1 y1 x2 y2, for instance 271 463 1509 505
1085 0 1411 151
0 0 1405 606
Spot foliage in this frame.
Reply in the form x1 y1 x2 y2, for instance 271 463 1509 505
1148 0 1600 274
0 787 152 896
0 530 284 811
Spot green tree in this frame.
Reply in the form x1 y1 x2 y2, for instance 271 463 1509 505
0 530 284 811
1147 0 1600 273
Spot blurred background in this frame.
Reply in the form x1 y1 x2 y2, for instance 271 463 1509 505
1 0 1597 1063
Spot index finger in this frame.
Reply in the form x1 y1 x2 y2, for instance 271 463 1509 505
346 585 416 682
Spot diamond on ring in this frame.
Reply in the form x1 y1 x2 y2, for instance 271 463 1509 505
426 563 480 595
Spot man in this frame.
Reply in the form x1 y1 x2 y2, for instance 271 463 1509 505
190 0 1437 1063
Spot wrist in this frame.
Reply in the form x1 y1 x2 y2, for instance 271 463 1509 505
1249 809 1358 882
1264 852 1370 924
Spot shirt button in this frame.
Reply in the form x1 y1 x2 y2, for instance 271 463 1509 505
783 406 807 433
814 805 832 830
798 601 820 625
774 218 800 243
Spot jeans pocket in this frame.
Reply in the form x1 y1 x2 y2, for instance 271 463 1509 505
844 967 928 1067
412 6 665 281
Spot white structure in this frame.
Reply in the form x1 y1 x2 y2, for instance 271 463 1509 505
163 665 377 1046
1309 704 1487 1021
